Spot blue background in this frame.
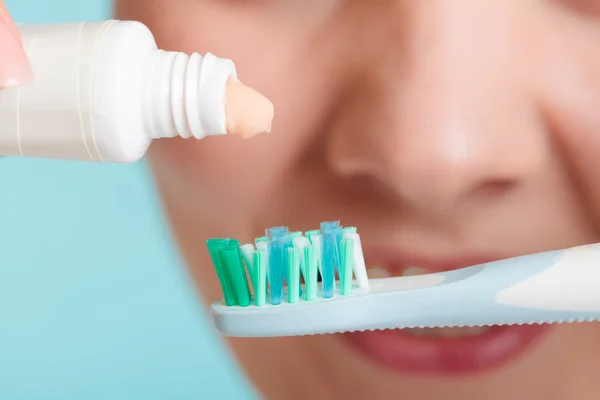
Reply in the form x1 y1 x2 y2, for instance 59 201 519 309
2 1 253 398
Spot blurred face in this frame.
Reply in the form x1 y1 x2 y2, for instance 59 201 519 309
117 1 600 399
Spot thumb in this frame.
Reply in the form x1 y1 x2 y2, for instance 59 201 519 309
0 0 33 88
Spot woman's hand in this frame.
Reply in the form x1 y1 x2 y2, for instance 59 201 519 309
0 0 33 88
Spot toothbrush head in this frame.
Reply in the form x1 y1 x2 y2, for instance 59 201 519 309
206 221 369 308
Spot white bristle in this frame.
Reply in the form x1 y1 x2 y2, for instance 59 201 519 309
343 232 369 288
240 243 255 277
255 240 267 253
293 236 309 279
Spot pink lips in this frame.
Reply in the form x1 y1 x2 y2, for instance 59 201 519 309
343 324 550 375
341 247 552 375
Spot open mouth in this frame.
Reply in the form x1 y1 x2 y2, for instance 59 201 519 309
341 255 552 375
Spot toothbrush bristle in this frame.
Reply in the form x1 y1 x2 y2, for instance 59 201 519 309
206 221 369 307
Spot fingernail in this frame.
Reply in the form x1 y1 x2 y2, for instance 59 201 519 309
0 17 33 88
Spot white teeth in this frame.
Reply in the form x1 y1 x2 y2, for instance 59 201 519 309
401 266 429 276
367 267 391 278
406 327 490 337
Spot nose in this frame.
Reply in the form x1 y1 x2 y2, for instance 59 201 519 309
326 2 549 212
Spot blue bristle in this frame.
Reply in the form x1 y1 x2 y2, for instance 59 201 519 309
267 231 282 305
267 241 282 304
321 221 343 278
333 223 344 277
267 227 305 303
267 226 288 240
281 234 293 288
320 221 340 298
320 221 340 235
267 226 292 305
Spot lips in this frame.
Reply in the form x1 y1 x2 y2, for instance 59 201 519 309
340 247 553 375
343 324 549 375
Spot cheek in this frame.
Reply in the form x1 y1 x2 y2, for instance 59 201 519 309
149 136 277 213
537 13 600 215
149 123 310 220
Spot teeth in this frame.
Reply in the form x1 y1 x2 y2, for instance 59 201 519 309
405 327 490 337
367 267 390 278
401 266 429 276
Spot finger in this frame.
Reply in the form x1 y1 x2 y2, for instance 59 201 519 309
0 0 33 88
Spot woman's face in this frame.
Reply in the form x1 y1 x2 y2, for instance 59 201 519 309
117 1 600 399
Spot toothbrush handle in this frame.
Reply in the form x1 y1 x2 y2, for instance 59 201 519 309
491 243 600 313
413 243 600 328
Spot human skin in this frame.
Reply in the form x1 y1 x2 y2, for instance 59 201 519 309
0 0 33 87
116 1 600 399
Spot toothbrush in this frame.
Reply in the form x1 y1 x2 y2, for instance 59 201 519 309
207 221 600 337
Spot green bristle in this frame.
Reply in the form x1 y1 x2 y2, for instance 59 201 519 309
206 239 237 306
230 240 252 296
253 249 267 306
304 243 318 301
342 227 357 234
287 247 300 303
305 229 320 238
340 238 354 295
224 244 251 307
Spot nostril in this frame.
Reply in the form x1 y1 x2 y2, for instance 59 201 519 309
472 180 517 199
